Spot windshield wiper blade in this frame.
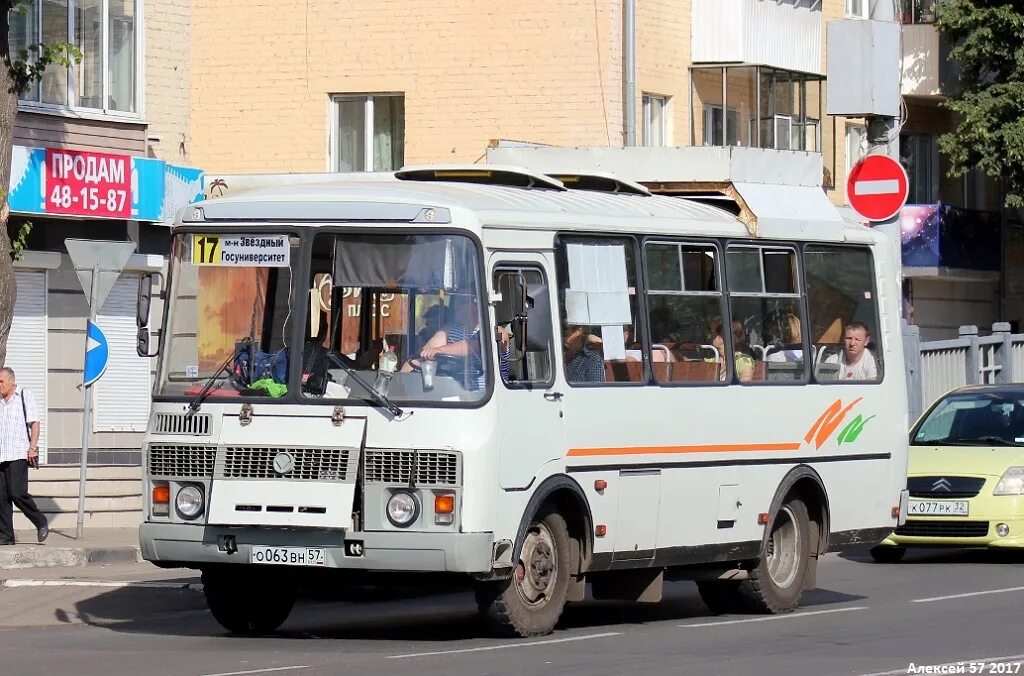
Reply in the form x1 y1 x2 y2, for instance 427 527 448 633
186 338 250 419
325 353 405 419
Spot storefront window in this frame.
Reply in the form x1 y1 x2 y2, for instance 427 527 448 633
12 0 139 115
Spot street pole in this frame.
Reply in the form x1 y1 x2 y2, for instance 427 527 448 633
76 264 99 540
867 0 904 310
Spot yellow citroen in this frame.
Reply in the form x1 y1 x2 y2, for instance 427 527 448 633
871 385 1024 562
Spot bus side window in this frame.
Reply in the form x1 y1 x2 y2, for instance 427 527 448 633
803 246 882 383
493 266 554 386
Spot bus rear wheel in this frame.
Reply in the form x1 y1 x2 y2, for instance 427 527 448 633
737 497 812 614
201 566 296 635
476 507 572 637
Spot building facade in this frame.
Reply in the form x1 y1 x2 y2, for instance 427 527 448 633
5 0 203 473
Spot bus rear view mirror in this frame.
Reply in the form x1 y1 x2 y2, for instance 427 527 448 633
137 272 164 328
137 326 159 358
523 284 551 352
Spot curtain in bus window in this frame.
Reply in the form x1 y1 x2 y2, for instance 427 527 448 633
334 237 472 289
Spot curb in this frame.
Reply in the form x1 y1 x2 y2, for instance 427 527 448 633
0 545 142 570
0 579 202 591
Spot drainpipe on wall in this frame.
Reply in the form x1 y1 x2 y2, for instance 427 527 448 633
623 0 637 146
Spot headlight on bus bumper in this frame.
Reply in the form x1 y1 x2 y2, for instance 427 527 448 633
175 485 205 520
386 491 419 527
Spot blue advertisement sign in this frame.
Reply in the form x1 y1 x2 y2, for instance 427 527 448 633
8 145 204 223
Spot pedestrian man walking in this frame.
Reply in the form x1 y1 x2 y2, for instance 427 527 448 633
0 367 48 545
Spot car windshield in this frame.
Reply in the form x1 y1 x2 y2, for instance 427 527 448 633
157 233 298 398
301 232 489 405
912 392 1024 446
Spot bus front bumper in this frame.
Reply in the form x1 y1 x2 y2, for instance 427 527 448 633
140 522 496 573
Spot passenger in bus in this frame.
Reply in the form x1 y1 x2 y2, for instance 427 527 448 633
766 313 804 363
401 295 510 388
563 325 606 382
708 317 754 382
826 320 878 380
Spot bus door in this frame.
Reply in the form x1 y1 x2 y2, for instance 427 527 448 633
491 256 563 489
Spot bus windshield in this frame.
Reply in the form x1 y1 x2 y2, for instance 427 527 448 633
302 232 489 405
158 232 298 398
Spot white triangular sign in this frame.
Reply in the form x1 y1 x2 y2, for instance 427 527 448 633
65 239 137 310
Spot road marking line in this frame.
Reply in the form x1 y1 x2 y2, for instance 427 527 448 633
387 631 622 659
859 653 1024 676
854 179 900 195
678 606 868 627
201 667 311 676
1 579 202 591
911 585 1024 603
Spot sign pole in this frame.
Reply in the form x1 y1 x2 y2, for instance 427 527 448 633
76 264 100 540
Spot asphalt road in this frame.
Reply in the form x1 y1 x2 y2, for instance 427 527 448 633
3 548 1024 676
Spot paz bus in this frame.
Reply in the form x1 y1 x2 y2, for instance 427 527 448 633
136 163 909 637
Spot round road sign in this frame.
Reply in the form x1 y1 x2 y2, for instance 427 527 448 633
847 154 910 222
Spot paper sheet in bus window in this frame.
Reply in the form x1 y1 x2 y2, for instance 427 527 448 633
566 243 631 325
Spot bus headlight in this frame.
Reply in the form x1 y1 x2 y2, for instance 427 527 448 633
175 485 205 519
386 491 419 527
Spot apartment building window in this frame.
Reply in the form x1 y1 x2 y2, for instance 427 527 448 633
704 105 739 146
690 66 822 152
11 0 139 115
900 134 939 204
846 0 867 18
331 94 405 172
643 94 669 147
846 123 867 176
900 0 937 24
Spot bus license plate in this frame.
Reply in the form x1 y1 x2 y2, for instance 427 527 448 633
251 546 326 567
908 500 969 516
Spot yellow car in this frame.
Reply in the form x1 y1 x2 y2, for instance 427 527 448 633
871 385 1024 562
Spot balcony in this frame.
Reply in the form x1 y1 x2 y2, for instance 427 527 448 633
691 0 823 75
901 205 1000 278
900 1 961 97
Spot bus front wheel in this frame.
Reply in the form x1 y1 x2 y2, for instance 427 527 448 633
476 507 572 637
201 566 296 635
737 497 812 614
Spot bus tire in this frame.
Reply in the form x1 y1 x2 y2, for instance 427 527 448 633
869 546 906 563
476 507 571 637
695 581 744 615
737 497 811 614
201 567 296 635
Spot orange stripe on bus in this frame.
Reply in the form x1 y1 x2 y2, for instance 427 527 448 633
566 442 802 457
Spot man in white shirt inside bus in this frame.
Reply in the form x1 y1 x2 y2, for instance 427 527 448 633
826 321 879 381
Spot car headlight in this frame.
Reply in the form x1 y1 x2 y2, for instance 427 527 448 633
175 485 205 519
386 491 419 527
994 467 1024 495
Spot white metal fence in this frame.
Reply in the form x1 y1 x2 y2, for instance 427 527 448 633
905 322 1022 423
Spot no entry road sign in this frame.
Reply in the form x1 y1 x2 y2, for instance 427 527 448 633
847 154 910 222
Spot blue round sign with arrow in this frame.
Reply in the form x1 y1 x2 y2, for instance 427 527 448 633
83 320 109 387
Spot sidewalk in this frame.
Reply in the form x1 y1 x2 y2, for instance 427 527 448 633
0 527 141 570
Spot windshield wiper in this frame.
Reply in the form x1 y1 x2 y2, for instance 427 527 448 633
970 435 1024 446
185 338 251 419
325 352 405 419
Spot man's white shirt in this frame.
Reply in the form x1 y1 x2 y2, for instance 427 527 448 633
0 387 39 462
825 349 879 381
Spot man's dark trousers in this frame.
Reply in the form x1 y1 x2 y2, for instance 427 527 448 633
0 459 46 543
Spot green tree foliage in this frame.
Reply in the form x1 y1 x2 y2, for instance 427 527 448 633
935 0 1024 207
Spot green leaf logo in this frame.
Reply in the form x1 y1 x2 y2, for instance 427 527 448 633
838 414 876 445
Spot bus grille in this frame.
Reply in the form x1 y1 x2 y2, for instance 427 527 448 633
148 445 216 478
895 520 990 538
218 447 356 481
363 450 460 486
153 412 212 436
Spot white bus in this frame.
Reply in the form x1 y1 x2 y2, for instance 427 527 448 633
137 164 909 637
